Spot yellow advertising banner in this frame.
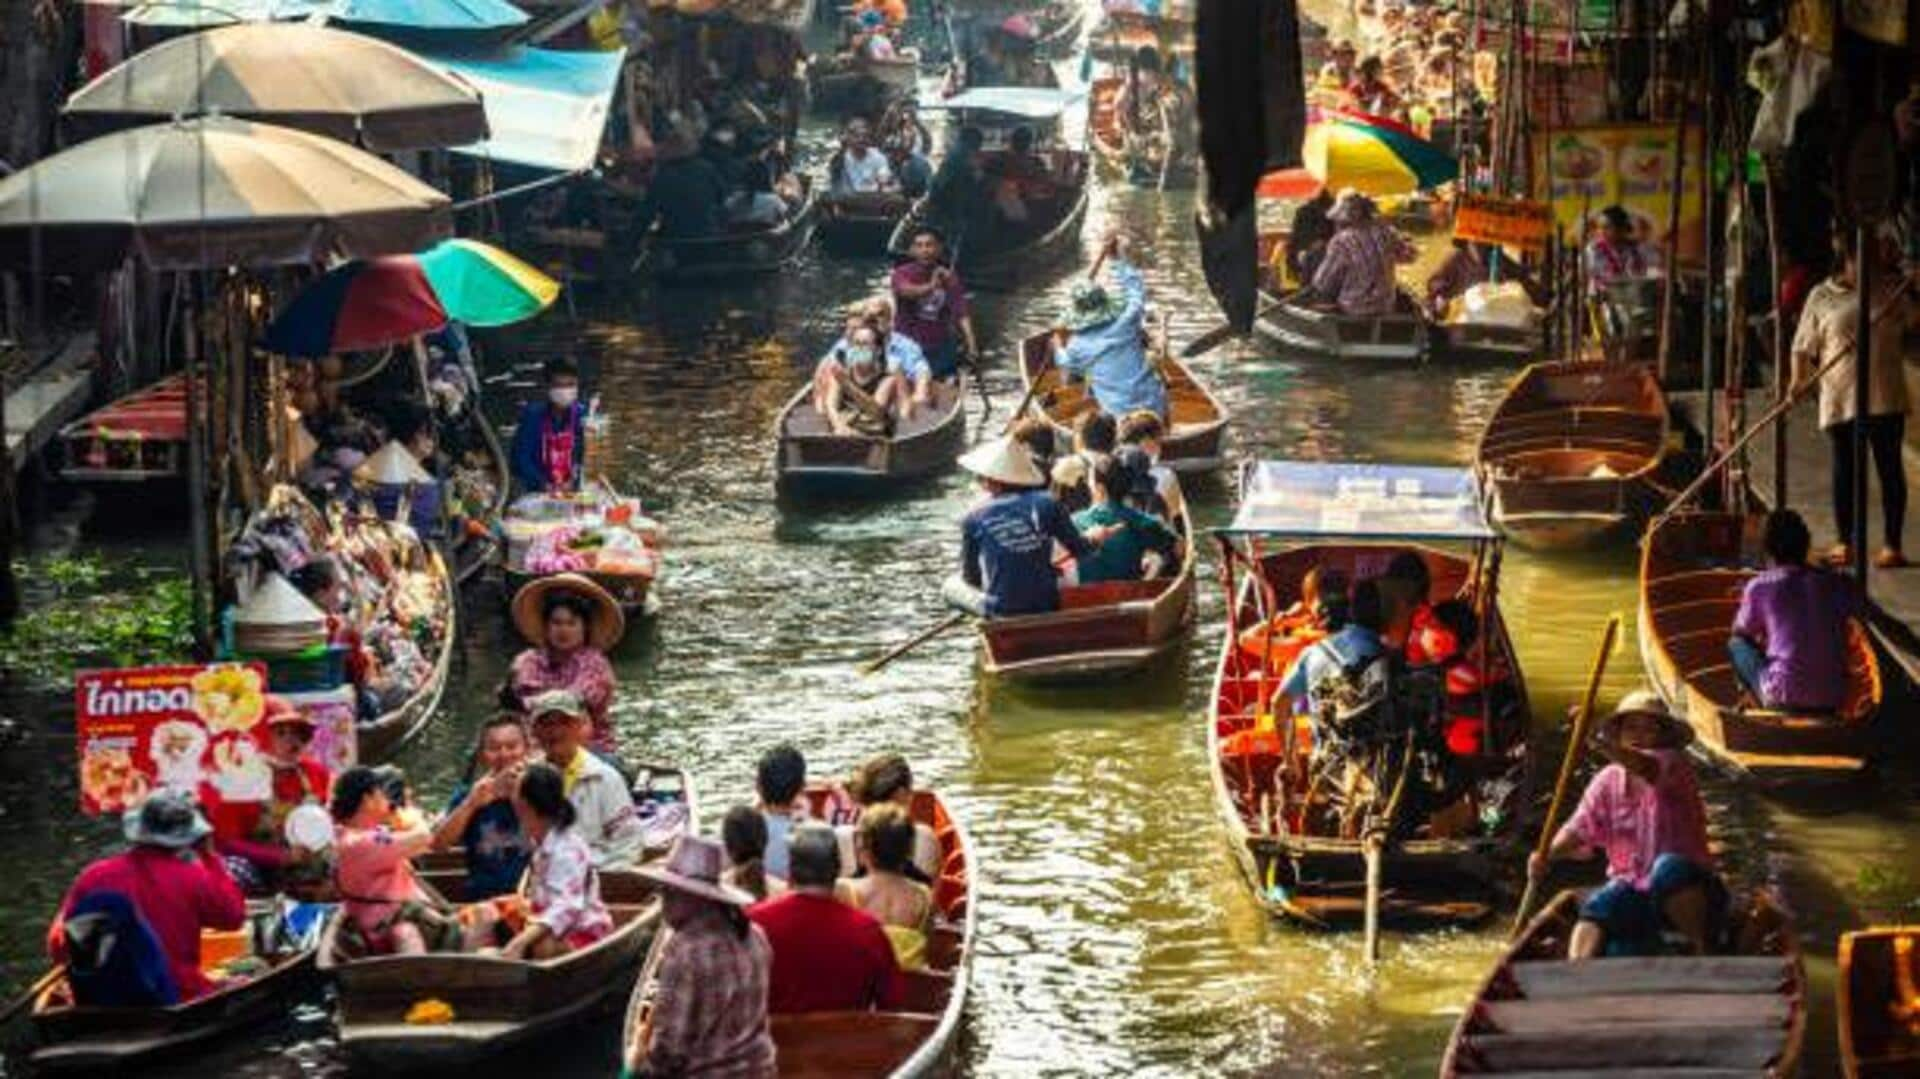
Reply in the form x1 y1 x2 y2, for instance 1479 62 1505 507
1535 123 1706 266
1453 194 1554 254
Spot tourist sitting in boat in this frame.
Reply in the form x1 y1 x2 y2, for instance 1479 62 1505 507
1072 453 1181 583
624 836 775 1079
1278 578 1387 718
1237 566 1350 688
814 318 927 435
1007 414 1057 481
509 357 589 495
643 133 728 241
891 226 977 380
494 763 614 959
943 437 1097 618
433 715 534 902
1285 188 1337 286
846 752 940 879
748 824 904 1014
333 765 469 956
837 804 933 970
1376 550 1432 649
988 125 1052 225
1584 204 1662 297
1728 509 1860 713
509 574 623 754
1307 191 1416 317
878 99 934 196
1526 691 1725 958
47 789 246 1005
725 161 795 228
1049 411 1116 514
1346 55 1404 114
1053 236 1169 419
1117 410 1186 524
202 695 333 896
756 743 811 881
829 118 900 196
1405 598 1513 756
722 804 786 902
527 691 646 870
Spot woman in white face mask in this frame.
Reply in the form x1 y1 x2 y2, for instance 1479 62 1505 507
510 356 590 494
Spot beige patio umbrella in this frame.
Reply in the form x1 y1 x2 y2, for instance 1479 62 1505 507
0 115 452 273
64 24 488 152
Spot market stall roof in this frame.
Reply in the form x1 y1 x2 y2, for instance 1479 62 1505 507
61 370 193 444
0 116 451 273
64 24 489 152
648 0 813 32
1221 460 1493 541
926 87 1086 120
423 45 626 173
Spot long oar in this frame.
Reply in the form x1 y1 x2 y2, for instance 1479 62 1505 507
1512 614 1622 937
0 966 64 1026
860 612 969 676
1003 247 1112 434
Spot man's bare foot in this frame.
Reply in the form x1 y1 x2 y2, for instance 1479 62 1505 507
1826 544 1852 568
1876 547 1909 569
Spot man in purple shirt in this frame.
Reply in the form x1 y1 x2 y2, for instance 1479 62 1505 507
1728 509 1859 711
890 227 976 380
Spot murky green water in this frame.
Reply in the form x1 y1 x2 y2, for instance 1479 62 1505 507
2 52 1916 1079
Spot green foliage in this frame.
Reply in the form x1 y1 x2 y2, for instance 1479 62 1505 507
1855 861 1920 915
0 555 193 687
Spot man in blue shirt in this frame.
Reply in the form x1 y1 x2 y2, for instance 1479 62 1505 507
1053 235 1168 419
1280 578 1387 716
942 437 1096 618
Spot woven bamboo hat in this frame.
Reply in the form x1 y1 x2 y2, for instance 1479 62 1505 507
511 572 625 651
958 436 1045 488
354 440 433 486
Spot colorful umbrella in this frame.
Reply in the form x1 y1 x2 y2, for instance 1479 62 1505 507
264 238 559 357
1300 110 1457 197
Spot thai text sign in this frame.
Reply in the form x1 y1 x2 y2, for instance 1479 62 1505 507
76 663 271 815
1535 123 1705 265
1454 194 1554 254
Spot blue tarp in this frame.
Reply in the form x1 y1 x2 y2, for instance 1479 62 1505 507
426 46 627 173
1223 461 1493 541
119 0 527 29
925 87 1086 120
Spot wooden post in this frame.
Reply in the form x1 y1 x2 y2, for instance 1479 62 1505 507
0 370 17 625
1853 222 1870 591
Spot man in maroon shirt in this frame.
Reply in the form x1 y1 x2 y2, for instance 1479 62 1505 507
890 226 976 381
746 824 902 1014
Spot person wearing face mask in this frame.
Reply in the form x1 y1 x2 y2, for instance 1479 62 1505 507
510 357 590 495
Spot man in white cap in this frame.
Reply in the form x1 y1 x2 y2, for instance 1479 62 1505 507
527 690 645 870
625 836 775 1078
942 436 1097 618
1526 690 1723 959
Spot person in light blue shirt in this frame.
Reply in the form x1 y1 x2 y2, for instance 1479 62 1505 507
1053 236 1168 418
1281 578 1387 717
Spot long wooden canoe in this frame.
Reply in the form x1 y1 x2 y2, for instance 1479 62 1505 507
1476 360 1670 550
357 544 455 762
1440 887 1806 1076
1254 289 1428 362
648 182 820 284
888 149 1090 292
775 373 968 496
28 941 317 1071
1639 510 1882 781
977 502 1196 680
1086 75 1196 188
1016 330 1228 474
1839 926 1920 1079
623 786 976 1078
1208 543 1531 928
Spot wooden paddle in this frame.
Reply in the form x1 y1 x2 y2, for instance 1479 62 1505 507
0 966 64 1026
1512 614 1622 937
860 612 970 677
1002 244 1114 435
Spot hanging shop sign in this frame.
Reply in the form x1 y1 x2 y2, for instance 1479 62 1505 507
1534 123 1706 265
1453 194 1554 254
75 662 273 815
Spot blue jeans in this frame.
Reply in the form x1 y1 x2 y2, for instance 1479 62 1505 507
1578 854 1727 957
1727 635 1767 699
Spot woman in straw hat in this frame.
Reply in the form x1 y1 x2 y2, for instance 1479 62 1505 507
940 435 1098 618
623 837 775 1079
1526 690 1725 959
1308 189 1416 317
508 573 625 753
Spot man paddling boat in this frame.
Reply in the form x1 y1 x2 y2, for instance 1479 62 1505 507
941 437 1097 618
1052 235 1168 419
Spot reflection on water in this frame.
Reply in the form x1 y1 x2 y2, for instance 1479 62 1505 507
0 104 1912 1079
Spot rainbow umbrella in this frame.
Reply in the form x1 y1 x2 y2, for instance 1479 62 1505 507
1301 111 1457 197
264 238 559 357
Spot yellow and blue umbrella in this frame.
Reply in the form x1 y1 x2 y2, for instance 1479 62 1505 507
1301 110 1458 197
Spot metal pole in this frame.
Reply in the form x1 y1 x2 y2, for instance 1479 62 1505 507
1853 224 1870 591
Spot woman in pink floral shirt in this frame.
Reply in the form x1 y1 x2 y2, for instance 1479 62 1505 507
508 574 624 753
500 762 613 958
1527 691 1724 959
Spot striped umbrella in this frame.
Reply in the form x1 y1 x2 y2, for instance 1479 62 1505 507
264 238 559 357
1301 110 1457 197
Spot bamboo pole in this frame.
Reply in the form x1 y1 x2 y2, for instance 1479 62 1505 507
1762 165 1788 507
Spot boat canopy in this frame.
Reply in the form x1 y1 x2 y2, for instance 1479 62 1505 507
926 87 1086 120
425 46 627 173
1221 460 1493 541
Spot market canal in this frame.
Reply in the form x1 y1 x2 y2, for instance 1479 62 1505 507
2 115 1917 1079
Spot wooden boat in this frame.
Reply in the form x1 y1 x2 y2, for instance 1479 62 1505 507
1838 926 1920 1079
357 544 455 762
58 369 192 483
1086 75 1196 188
773 372 968 496
1639 509 1883 781
28 938 316 1071
1475 360 1670 550
648 180 819 284
1255 289 1429 362
1440 887 1806 1076
623 785 976 1078
502 490 664 619
817 189 916 256
978 502 1196 680
808 53 918 117
1016 330 1228 474
1208 461 1530 928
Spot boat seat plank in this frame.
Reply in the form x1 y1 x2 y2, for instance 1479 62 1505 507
770 1012 938 1077
1509 957 1789 998
1480 992 1789 1033
1459 1028 1787 1072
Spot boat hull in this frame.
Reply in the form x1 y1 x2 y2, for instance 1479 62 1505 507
1839 927 1920 1079
649 188 819 284
357 546 455 762
1254 293 1428 362
774 374 968 497
1016 331 1229 476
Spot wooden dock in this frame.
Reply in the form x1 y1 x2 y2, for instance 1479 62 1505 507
4 333 95 473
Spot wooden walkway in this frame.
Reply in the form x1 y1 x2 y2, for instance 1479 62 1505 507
4 332 94 473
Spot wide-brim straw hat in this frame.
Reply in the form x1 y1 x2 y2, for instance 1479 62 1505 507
234 572 325 628
354 440 434 486
1598 688 1694 750
511 572 626 651
123 789 213 849
1062 280 1128 331
261 694 315 732
638 836 756 906
1329 189 1378 224
959 437 1045 488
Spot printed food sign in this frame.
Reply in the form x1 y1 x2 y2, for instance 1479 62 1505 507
76 663 271 816
1533 124 1705 265
1453 194 1554 255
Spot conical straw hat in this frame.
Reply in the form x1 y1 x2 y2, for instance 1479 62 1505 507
957 436 1045 488
354 440 433 486
234 572 325 628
